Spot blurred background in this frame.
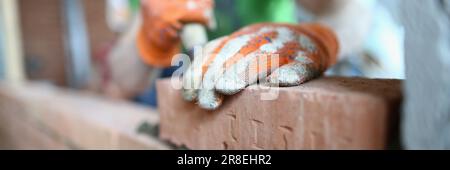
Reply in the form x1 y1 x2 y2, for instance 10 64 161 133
0 0 449 149
0 0 405 88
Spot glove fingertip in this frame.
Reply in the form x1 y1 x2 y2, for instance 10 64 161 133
198 89 223 110
267 66 309 87
215 77 246 95
182 88 198 102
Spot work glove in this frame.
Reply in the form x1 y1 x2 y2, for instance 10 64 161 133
182 23 339 110
137 0 215 68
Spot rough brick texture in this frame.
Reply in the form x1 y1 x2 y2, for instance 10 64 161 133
157 77 402 149
0 82 169 150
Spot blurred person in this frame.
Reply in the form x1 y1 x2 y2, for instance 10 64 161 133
295 0 404 79
90 0 404 109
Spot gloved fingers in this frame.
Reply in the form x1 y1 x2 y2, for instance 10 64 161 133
198 89 223 110
182 67 200 102
195 31 264 109
199 35 259 97
182 36 227 102
194 24 324 108
215 52 266 95
214 26 303 95
267 61 319 87
170 20 183 32
193 29 272 109
165 26 180 39
195 35 226 108
197 62 223 109
145 20 181 45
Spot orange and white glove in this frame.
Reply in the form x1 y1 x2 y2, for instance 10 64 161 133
137 0 215 68
182 23 339 110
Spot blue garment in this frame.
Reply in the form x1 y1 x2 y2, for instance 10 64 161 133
132 66 180 107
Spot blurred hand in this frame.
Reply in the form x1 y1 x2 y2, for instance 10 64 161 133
182 23 339 110
137 0 215 67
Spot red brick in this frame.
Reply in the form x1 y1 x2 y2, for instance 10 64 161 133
0 82 170 150
157 77 402 149
0 110 68 149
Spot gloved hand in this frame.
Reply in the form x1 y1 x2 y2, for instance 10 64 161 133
137 0 215 68
182 23 339 110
